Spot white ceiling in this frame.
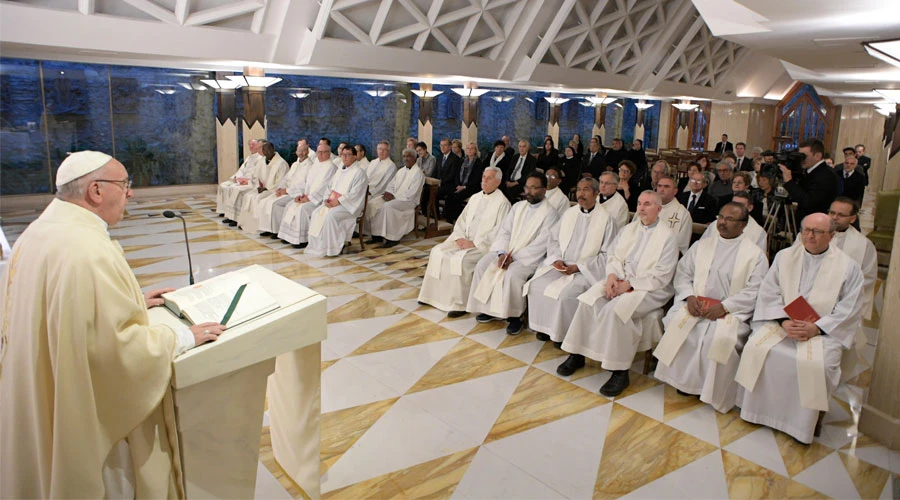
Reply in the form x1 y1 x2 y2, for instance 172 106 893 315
1 0 899 104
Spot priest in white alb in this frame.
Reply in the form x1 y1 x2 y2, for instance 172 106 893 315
276 143 338 248
0 152 224 498
827 197 877 321
525 177 617 347
559 190 678 397
305 146 369 257
364 141 397 200
218 138 263 224
597 171 630 228
735 213 865 444
364 148 425 248
649 174 692 254
466 172 559 335
236 141 289 232
418 167 510 317
543 167 571 218
653 202 769 413
258 139 312 238
700 190 767 251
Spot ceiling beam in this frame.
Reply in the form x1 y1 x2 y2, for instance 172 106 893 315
497 0 577 81
626 0 695 91
632 13 705 93
78 0 95 16
121 0 178 24
184 0 264 27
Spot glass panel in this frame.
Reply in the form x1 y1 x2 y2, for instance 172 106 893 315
0 58 50 194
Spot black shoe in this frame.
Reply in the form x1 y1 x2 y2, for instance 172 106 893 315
382 240 399 248
556 354 585 376
270 233 281 239
352 232 360 238
506 317 523 335
535 332 550 342
281 239 291 245
218 213 225 217
228 221 238 227
292 242 308 249
447 310 466 318
599 370 630 397
476 313 497 323
365 236 384 244
676 389 692 396
222 218 233 224
553 341 562 349
259 231 273 237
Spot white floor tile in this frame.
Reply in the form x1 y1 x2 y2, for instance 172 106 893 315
326 294 362 313
823 395 853 424
723 427 789 477
321 359 402 413
485 405 613 499
843 443 900 474
666 404 721 447
572 371 614 397
814 424 856 450
413 307 448 324
498 341 543 365
792 452 858 500
880 475 893 499
620 450 729 499
370 288 416 303
616 384 665 422
467 328 511 350
322 313 407 358
394 298 422 312
352 279 392 292
334 272 373 284
254 462 293 500
440 317 478 335
451 447 566 500
344 338 461 395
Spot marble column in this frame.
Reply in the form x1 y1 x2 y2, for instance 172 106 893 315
215 86 239 183
547 97 562 147
675 109 691 150
658 104 672 149
461 95 478 148
418 93 434 153
241 67 267 157
592 104 607 142
634 102 652 145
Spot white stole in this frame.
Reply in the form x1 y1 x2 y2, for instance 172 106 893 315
735 245 848 411
427 191 502 279
473 201 551 314
308 166 358 238
654 236 759 366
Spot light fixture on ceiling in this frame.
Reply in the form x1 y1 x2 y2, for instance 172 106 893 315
874 88 900 102
290 90 310 99
177 82 207 91
875 107 892 116
451 87 490 98
225 75 282 88
544 92 570 105
154 88 176 95
579 101 594 107
524 97 535 103
491 95 514 102
411 84 442 98
634 100 654 110
585 94 616 106
672 100 699 111
201 78 242 90
364 89 393 97
863 39 900 70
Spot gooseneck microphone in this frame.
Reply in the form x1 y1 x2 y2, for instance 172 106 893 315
162 210 195 285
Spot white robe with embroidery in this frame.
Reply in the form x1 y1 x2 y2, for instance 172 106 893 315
305 164 369 257
237 153 289 232
738 246 864 443
257 156 313 234
418 190 510 312
654 235 768 412
465 200 559 318
365 165 425 241
561 220 678 370
701 216 767 252
364 158 397 198
526 205 617 342
276 159 337 245
217 153 263 219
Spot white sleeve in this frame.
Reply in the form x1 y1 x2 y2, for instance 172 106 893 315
173 325 196 357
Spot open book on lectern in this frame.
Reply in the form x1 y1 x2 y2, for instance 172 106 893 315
162 272 280 328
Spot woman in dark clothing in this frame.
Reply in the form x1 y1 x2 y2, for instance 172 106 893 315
617 160 642 213
559 146 581 195
572 134 584 158
537 137 560 172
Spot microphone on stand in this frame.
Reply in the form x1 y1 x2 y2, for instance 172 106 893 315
162 210 195 285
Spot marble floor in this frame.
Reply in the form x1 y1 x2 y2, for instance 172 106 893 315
1 194 897 500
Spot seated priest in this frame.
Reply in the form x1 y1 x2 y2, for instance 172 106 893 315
466 172 559 335
700 190 767 251
364 148 426 248
0 151 224 497
735 213 865 444
525 177 617 348
597 171 630 228
218 138 264 224
543 167 572 218
558 190 678 397
237 141 289 232
653 202 769 413
257 139 313 237
305 146 369 257
418 166 510 316
276 143 337 248
653 174 693 254
364 141 398 202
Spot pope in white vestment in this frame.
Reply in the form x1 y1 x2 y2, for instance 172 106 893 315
654 203 769 413
736 214 865 444
597 172 630 228
418 168 511 314
364 142 398 199
559 191 678 397
218 139 264 221
466 174 559 333
364 149 425 246
257 144 313 235
237 144 289 232
526 178 617 345
305 148 369 257
277 145 338 245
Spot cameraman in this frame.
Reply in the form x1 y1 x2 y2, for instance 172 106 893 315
779 138 838 221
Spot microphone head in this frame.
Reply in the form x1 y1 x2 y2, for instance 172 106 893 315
162 210 178 218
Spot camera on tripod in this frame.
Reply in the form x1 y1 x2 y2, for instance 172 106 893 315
760 149 805 183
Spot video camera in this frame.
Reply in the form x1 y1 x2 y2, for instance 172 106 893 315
760 149 806 182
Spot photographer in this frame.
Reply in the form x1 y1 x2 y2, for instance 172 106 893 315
779 138 838 221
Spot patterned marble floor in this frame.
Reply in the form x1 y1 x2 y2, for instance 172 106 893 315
1 195 896 500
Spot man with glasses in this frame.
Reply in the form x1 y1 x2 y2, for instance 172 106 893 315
654 203 769 413
709 162 734 207
700 191 767 251
218 138 264 224
1 152 224 497
305 146 369 257
676 173 717 224
597 171 629 228
828 198 877 322
543 167 571 218
736 213 865 444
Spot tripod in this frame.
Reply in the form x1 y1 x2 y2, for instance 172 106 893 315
762 193 797 258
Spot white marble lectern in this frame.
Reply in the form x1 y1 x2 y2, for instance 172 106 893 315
149 264 326 499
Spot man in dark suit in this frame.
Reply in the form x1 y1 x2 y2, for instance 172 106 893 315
502 135 515 159
855 143 871 186
444 142 485 223
628 138 649 179
734 142 753 172
433 138 462 202
677 173 718 224
580 135 607 179
781 138 839 222
504 139 537 202
713 133 734 153
837 155 866 203
605 138 627 170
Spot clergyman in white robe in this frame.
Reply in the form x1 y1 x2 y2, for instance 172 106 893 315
701 215 767 251
525 201 616 344
365 159 425 243
305 160 368 257
736 232 864 443
654 214 769 413
364 154 397 199
544 186 570 218
599 191 629 229
466 198 559 321
237 151 289 232
277 157 338 245
419 185 510 313
257 154 313 234
658 198 692 254
218 151 263 220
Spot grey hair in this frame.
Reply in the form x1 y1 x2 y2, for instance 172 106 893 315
56 168 106 200
640 189 662 206
600 171 619 183
578 177 600 191
485 165 503 181
401 147 417 157
751 146 763 154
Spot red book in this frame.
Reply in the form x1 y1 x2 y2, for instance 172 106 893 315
784 296 821 323
697 296 721 310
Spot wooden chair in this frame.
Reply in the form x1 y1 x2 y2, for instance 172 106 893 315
351 190 370 253
423 178 441 237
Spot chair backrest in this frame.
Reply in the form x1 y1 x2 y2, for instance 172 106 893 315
874 190 900 231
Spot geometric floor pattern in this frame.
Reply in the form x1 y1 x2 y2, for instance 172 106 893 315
1 194 896 500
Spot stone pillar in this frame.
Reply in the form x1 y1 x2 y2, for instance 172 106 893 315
461 94 479 148
675 109 691 150
241 67 267 158
546 94 564 146
634 101 651 146
658 103 672 149
418 91 434 153
592 104 607 142
214 79 239 183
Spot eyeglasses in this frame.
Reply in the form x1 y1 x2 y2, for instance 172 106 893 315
547 174 558 179
599 181 617 186
827 210 853 218
95 178 132 191
689 179 703 184
800 227 830 236
716 215 748 223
